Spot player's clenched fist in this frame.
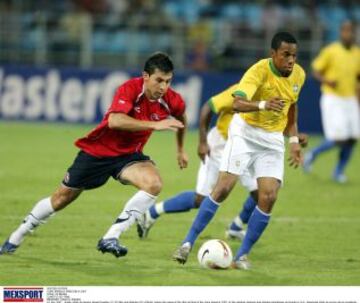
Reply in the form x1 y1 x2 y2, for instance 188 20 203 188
265 97 285 112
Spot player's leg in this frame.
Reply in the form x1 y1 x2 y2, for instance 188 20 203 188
173 171 238 264
233 177 280 270
100 161 161 247
333 98 360 182
226 190 258 241
233 149 283 269
0 186 82 255
137 193 203 239
226 172 258 240
138 154 219 238
304 94 337 172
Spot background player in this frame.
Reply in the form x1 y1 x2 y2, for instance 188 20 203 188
0 52 188 258
173 32 306 269
303 20 360 183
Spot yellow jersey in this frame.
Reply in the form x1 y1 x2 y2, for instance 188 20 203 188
312 42 360 97
208 84 237 139
233 58 306 132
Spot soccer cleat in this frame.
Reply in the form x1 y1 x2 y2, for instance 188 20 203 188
136 210 156 239
97 238 128 258
333 173 348 184
225 228 246 241
172 242 191 264
0 239 18 255
232 255 251 270
303 151 315 173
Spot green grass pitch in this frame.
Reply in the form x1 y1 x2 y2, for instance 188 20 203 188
0 121 359 285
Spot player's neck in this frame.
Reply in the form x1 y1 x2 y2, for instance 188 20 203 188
144 90 158 102
340 40 353 50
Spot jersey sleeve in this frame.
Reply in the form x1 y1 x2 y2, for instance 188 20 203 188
233 63 265 100
108 82 136 114
312 46 331 72
208 84 237 114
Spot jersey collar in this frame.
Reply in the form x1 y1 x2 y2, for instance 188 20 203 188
269 59 282 77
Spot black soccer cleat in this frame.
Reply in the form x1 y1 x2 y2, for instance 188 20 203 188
97 238 128 258
0 239 18 255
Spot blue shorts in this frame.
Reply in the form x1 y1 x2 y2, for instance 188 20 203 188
62 151 151 190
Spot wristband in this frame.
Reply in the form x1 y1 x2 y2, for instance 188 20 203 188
289 136 299 144
258 101 266 110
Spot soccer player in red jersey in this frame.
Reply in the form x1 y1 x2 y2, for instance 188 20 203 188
0 52 188 258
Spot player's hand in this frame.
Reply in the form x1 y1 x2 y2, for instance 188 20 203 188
265 97 285 112
298 133 309 148
325 79 337 89
197 142 210 163
153 119 184 131
177 150 189 169
288 143 303 168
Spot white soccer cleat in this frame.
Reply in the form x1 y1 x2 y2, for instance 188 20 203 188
225 228 246 241
136 210 156 239
173 242 192 264
232 254 251 270
333 173 348 184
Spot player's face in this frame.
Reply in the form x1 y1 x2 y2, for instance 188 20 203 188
271 42 297 77
143 69 173 100
340 21 354 47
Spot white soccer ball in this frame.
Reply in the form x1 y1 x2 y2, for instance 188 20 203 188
197 239 233 269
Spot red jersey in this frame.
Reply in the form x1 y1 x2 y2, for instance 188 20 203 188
75 77 186 157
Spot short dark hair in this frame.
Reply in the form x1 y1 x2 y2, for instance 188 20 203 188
144 52 174 75
271 32 297 50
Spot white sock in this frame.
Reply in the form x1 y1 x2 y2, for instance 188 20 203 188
9 197 55 246
103 190 157 239
155 202 164 216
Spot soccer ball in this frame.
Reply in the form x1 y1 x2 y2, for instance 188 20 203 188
197 239 233 269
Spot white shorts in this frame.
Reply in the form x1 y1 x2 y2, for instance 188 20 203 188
320 94 360 140
219 115 285 183
196 127 257 196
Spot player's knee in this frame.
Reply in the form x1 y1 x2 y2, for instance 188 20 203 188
142 177 163 196
258 190 277 212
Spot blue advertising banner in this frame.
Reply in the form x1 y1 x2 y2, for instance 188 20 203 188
0 66 323 133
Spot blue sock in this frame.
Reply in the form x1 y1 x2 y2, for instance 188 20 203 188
334 143 355 176
235 206 270 259
311 139 336 158
183 196 219 246
149 191 196 219
163 191 196 213
239 195 257 225
229 195 257 231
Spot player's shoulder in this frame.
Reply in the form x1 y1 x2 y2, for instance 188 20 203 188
164 86 184 103
248 58 269 71
322 42 340 53
120 77 143 91
293 63 306 79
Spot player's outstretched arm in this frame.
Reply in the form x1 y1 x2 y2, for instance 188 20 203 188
108 113 184 132
175 113 188 169
285 103 303 168
197 102 213 163
233 96 285 113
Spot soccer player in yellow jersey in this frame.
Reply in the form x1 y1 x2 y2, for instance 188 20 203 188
137 85 258 240
173 32 306 269
304 20 360 183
